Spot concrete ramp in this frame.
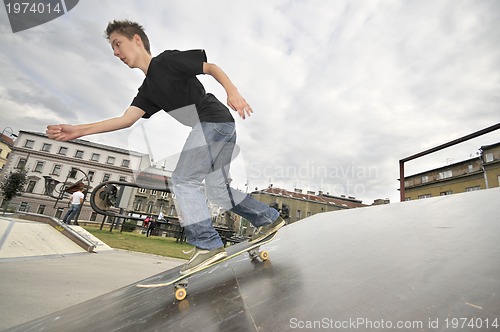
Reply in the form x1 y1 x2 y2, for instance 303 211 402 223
5 188 500 331
0 218 86 259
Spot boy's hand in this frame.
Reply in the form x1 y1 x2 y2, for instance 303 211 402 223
227 91 253 119
46 124 81 141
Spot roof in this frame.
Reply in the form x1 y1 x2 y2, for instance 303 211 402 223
19 131 146 157
252 187 367 209
0 134 14 146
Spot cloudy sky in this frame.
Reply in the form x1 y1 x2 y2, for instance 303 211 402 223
1 0 499 203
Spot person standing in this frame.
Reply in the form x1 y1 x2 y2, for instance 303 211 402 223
63 187 84 225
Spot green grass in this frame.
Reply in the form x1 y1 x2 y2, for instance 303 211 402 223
83 226 193 260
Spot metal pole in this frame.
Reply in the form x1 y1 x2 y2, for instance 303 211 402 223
399 122 500 202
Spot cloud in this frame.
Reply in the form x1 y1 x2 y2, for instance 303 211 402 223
0 0 499 203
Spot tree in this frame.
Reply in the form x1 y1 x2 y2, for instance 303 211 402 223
1 168 28 210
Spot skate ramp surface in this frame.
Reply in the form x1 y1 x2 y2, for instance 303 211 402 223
5 188 500 331
0 218 86 259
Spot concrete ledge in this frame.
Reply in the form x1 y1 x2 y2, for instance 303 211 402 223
11 212 97 252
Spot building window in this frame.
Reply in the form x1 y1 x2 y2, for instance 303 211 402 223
418 194 431 199
169 205 176 216
26 180 37 193
122 159 130 168
37 205 46 214
296 209 302 220
69 168 78 179
107 156 115 165
438 170 452 180
466 186 481 192
51 164 62 176
103 173 111 182
75 150 84 158
58 147 68 155
19 202 30 212
421 175 429 183
119 176 126 182
24 140 34 149
135 201 143 211
161 192 168 199
151 190 157 195
34 161 44 173
440 191 452 196
16 158 27 169
91 153 100 162
41 143 51 152
484 153 494 163
138 188 147 194
467 164 474 173
88 171 95 182
55 207 64 219
147 202 153 214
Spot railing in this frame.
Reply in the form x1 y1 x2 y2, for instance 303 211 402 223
399 123 500 202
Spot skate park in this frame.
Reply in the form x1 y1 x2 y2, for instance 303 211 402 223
1 187 499 331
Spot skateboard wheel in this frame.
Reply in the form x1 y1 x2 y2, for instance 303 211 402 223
175 287 187 301
260 250 269 261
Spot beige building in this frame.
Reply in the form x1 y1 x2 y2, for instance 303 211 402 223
0 133 14 171
402 142 500 200
0 131 145 220
251 186 367 224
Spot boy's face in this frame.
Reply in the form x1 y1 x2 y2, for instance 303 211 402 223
109 32 143 68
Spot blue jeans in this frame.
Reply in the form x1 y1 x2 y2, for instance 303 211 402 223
171 122 279 250
63 204 80 224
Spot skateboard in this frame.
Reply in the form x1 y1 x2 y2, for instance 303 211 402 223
136 232 278 300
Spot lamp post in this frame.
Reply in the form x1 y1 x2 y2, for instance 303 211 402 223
1 127 18 138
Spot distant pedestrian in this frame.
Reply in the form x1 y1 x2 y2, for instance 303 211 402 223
63 186 84 225
146 217 157 237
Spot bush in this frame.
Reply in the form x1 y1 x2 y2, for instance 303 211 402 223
122 222 137 232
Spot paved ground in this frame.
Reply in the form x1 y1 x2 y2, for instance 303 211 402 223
0 215 184 331
4 188 500 332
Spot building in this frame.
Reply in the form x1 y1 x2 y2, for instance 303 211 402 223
0 132 14 171
402 142 500 200
250 186 367 224
0 131 146 220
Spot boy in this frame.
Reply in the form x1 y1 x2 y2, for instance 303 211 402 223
46 20 285 274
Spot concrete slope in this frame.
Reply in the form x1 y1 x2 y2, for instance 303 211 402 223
5 187 500 332
0 218 85 259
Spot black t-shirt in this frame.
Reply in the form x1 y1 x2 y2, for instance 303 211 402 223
131 49 234 127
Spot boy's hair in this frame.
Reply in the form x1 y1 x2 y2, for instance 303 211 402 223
105 20 151 54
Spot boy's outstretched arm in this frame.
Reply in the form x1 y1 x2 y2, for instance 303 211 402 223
203 62 253 119
46 106 145 141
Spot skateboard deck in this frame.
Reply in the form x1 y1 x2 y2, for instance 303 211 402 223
136 232 278 300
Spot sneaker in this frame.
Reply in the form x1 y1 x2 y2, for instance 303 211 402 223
249 217 286 243
180 246 227 275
